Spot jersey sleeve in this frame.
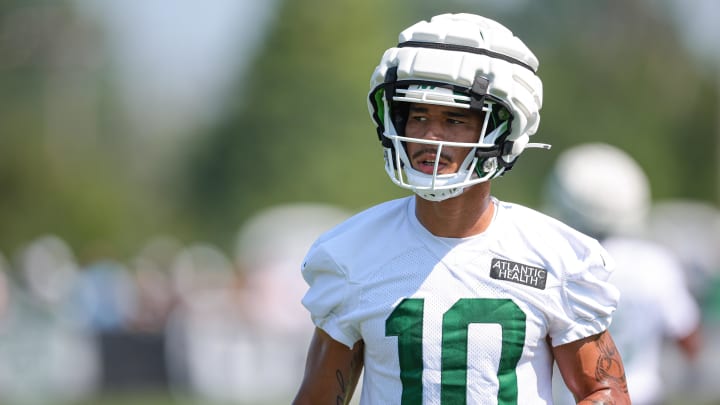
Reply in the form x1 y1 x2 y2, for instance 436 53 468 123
300 244 361 348
551 240 620 346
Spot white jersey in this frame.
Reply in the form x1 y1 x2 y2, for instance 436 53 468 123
602 237 700 405
302 196 619 404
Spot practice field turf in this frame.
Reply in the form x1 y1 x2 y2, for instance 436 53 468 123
67 392 294 405
62 392 717 405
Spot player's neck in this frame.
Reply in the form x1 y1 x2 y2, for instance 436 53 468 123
414 182 494 238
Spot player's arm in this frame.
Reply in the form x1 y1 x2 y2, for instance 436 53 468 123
677 324 702 360
293 327 364 405
553 329 630 404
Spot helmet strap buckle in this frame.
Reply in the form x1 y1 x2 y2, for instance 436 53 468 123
469 74 490 111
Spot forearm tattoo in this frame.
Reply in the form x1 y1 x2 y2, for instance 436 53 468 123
335 347 364 405
335 369 347 405
593 335 628 394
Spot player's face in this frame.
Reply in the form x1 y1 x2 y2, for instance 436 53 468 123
404 103 483 175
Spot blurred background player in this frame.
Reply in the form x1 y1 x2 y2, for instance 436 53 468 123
0 235 100 405
545 142 703 405
165 203 350 404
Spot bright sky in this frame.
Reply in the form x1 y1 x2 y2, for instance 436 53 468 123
73 0 281 138
664 0 720 65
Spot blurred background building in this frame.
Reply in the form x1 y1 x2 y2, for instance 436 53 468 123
0 0 718 404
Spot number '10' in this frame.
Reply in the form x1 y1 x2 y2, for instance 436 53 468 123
385 298 526 404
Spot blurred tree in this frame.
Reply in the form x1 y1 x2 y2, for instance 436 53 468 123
0 2 179 260
185 0 717 247
520 0 718 205
181 0 413 246
0 0 717 261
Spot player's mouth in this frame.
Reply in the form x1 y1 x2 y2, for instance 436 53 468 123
412 150 451 175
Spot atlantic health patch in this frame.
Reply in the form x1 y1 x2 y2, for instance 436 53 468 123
490 258 547 290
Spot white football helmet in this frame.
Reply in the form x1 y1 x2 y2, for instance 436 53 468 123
368 13 547 201
544 143 651 238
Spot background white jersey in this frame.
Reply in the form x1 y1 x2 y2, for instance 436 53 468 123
601 237 700 404
302 196 619 404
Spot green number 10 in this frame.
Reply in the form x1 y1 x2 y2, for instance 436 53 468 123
386 298 526 405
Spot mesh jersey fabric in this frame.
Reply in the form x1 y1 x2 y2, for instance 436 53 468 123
301 196 619 404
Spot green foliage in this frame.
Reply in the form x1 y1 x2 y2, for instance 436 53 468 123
181 0 411 245
185 0 718 236
0 0 718 260
0 2 181 260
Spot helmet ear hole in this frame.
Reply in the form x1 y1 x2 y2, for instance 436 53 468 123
486 104 512 140
390 101 409 136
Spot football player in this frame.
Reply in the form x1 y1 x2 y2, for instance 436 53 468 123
293 13 630 404
545 143 702 405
